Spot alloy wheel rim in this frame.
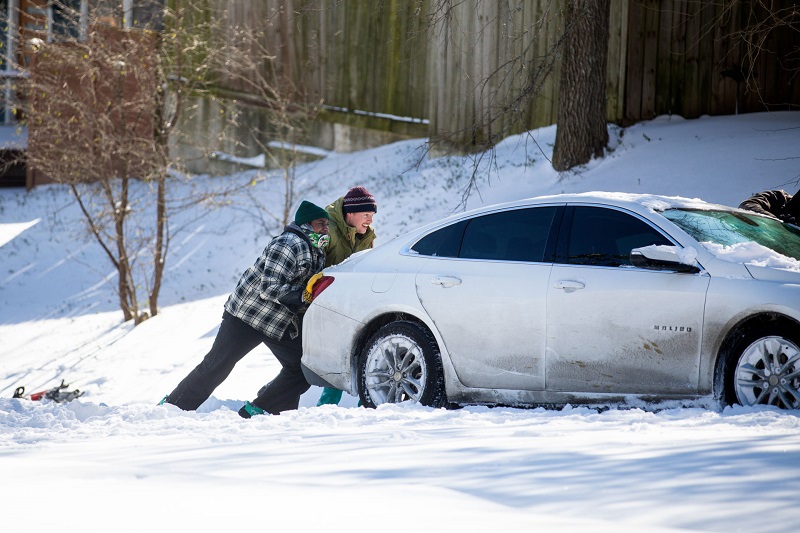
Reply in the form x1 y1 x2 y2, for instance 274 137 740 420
735 336 800 409
365 335 427 405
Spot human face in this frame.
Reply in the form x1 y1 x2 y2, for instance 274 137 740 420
345 211 374 234
310 218 330 235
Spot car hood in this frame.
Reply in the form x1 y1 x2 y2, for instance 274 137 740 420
744 264 800 283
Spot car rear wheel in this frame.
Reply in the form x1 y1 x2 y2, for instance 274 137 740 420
357 321 446 408
721 325 800 409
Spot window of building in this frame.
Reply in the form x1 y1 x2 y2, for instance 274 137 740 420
50 0 83 41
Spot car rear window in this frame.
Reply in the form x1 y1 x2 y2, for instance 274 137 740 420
460 207 557 261
410 219 468 257
411 207 558 262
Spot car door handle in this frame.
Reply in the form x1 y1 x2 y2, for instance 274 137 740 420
432 276 462 288
554 280 585 291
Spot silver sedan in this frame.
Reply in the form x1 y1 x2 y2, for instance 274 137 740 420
301 193 800 409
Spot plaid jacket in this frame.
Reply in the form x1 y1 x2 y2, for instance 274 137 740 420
225 223 326 340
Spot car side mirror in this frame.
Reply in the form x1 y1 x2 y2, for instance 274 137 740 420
630 245 701 273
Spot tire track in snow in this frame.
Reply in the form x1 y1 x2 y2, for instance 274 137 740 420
0 318 133 397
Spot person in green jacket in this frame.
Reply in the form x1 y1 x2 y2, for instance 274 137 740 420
316 186 378 406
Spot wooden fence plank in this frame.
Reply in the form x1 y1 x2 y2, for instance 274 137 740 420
668 0 686 117
682 0 700 117
740 4 762 113
711 2 734 115
640 0 658 118
653 0 671 115
761 3 782 110
545 1 563 127
696 0 714 116
606 0 627 120
531 0 550 127
624 0 645 122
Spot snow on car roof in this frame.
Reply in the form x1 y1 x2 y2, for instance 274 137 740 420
529 191 728 212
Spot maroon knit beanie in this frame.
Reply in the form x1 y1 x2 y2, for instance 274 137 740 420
342 186 377 214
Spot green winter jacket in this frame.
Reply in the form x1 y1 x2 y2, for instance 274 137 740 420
324 196 377 268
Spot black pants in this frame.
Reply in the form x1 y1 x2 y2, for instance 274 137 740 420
166 311 310 414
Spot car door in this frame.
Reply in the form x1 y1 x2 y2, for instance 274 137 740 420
545 205 710 394
414 206 560 391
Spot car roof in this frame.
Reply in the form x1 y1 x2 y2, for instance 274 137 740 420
412 192 733 233
364 192 740 258
493 191 730 213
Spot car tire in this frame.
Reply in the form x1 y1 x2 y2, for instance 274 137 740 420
357 321 446 408
719 323 800 409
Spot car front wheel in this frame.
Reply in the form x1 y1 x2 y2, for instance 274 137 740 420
721 325 800 409
357 321 446 408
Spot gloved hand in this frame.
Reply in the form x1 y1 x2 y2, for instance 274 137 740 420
779 212 797 225
303 272 334 303
278 289 305 314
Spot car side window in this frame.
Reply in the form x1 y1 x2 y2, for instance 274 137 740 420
460 207 557 262
567 207 671 267
410 220 468 257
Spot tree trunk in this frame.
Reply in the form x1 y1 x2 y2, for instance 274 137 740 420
552 0 610 171
114 177 137 322
149 169 167 319
149 30 170 320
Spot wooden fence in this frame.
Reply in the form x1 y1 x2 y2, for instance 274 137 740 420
625 0 800 122
212 0 799 148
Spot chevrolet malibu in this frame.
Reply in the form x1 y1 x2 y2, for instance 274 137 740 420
301 193 800 410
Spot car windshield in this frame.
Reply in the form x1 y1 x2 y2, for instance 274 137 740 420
662 208 800 261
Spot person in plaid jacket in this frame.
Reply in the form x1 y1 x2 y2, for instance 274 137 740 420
162 201 330 417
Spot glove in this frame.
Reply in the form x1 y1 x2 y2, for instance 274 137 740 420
303 272 334 303
278 289 304 314
303 272 323 303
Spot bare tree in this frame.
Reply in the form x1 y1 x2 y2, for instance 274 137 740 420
5 0 318 324
16 2 166 323
552 0 610 171
207 4 323 227
720 0 800 108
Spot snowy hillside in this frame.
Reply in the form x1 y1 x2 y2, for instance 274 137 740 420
1 112 800 532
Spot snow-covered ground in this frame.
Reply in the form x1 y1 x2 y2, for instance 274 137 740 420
1 112 799 532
